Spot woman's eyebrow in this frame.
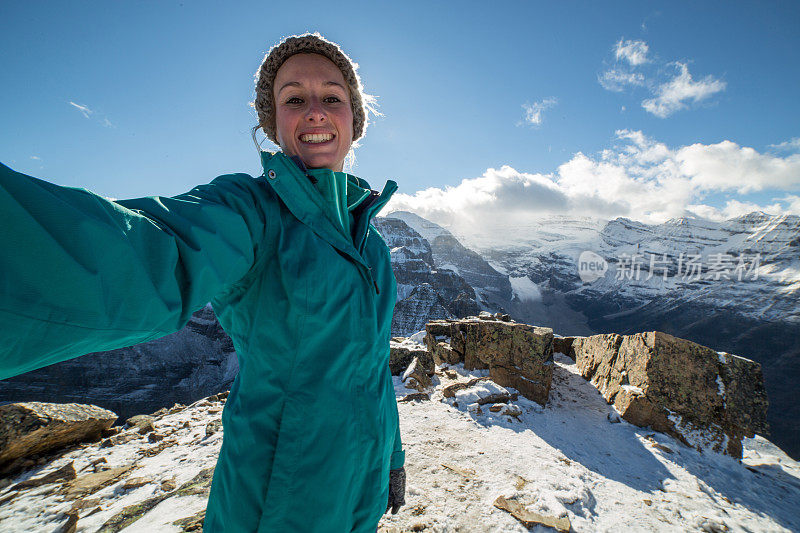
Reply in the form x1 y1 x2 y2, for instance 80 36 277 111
278 81 346 93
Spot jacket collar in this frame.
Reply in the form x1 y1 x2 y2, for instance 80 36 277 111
259 150 397 269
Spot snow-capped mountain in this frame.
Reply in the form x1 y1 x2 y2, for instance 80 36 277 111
385 210 800 460
372 217 480 335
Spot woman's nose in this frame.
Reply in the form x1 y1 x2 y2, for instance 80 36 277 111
305 99 326 122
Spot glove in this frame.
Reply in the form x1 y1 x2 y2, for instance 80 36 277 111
385 466 406 514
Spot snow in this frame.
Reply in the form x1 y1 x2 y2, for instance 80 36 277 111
716 375 726 398
509 275 542 302
379 356 800 532
1 357 799 532
408 329 427 345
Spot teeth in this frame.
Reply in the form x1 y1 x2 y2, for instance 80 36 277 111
300 133 334 143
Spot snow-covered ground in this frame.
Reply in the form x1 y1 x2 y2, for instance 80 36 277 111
1 353 798 532
380 353 800 532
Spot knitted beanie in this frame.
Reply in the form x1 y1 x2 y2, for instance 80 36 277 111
254 32 369 145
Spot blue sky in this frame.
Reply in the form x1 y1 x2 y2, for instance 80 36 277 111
2 1 799 229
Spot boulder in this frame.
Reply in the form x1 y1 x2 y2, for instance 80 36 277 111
389 341 435 376
401 357 432 392
572 331 769 458
0 402 117 475
426 318 554 405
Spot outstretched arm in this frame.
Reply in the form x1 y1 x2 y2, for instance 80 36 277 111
0 162 269 380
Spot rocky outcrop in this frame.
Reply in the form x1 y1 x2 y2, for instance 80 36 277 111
0 402 117 476
572 331 769 458
424 313 554 406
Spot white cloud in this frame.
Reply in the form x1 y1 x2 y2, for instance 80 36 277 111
385 130 800 235
769 138 800 153
69 101 93 119
598 69 645 92
521 98 557 126
642 62 726 118
615 39 650 66
677 141 800 192
30 155 41 160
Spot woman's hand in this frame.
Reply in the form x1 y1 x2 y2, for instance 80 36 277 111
385 466 406 514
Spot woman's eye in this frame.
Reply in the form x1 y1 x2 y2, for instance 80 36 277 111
286 97 303 104
324 96 341 103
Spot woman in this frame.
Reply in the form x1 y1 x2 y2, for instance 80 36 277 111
0 32 406 532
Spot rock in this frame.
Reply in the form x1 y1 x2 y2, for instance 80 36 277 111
89 457 108 470
97 492 171 532
161 477 177 492
444 369 457 379
70 497 101 511
552 336 577 359
442 377 491 398
427 319 554 405
10 461 77 491
476 392 512 406
389 342 435 376
175 467 215 497
168 403 187 415
572 331 769 458
148 432 165 443
402 358 432 391
441 463 476 479
399 393 431 403
100 432 138 449
0 402 117 475
139 439 177 458
172 509 205 531
122 477 151 490
493 495 571 532
125 415 154 432
205 421 222 438
57 510 79 533
101 427 120 438
62 465 134 499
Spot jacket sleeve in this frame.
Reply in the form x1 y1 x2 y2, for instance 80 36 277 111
0 162 269 380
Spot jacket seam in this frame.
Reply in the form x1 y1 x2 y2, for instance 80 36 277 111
212 180 275 300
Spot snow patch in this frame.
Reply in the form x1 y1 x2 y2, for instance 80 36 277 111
509 275 542 302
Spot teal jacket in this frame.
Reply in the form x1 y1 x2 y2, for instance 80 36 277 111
0 150 405 532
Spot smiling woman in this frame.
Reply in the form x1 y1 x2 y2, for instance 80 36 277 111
0 31 404 533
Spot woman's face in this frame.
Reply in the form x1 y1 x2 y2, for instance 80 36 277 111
274 53 354 172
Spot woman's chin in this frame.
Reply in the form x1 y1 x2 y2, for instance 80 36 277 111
300 153 342 171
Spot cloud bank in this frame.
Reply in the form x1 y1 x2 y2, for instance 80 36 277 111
385 131 800 232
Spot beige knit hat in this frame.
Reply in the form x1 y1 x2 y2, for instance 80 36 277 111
253 32 372 145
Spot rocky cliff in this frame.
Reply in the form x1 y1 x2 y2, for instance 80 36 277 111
0 304 238 424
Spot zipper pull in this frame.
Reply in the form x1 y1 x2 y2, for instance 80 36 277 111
367 266 380 295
